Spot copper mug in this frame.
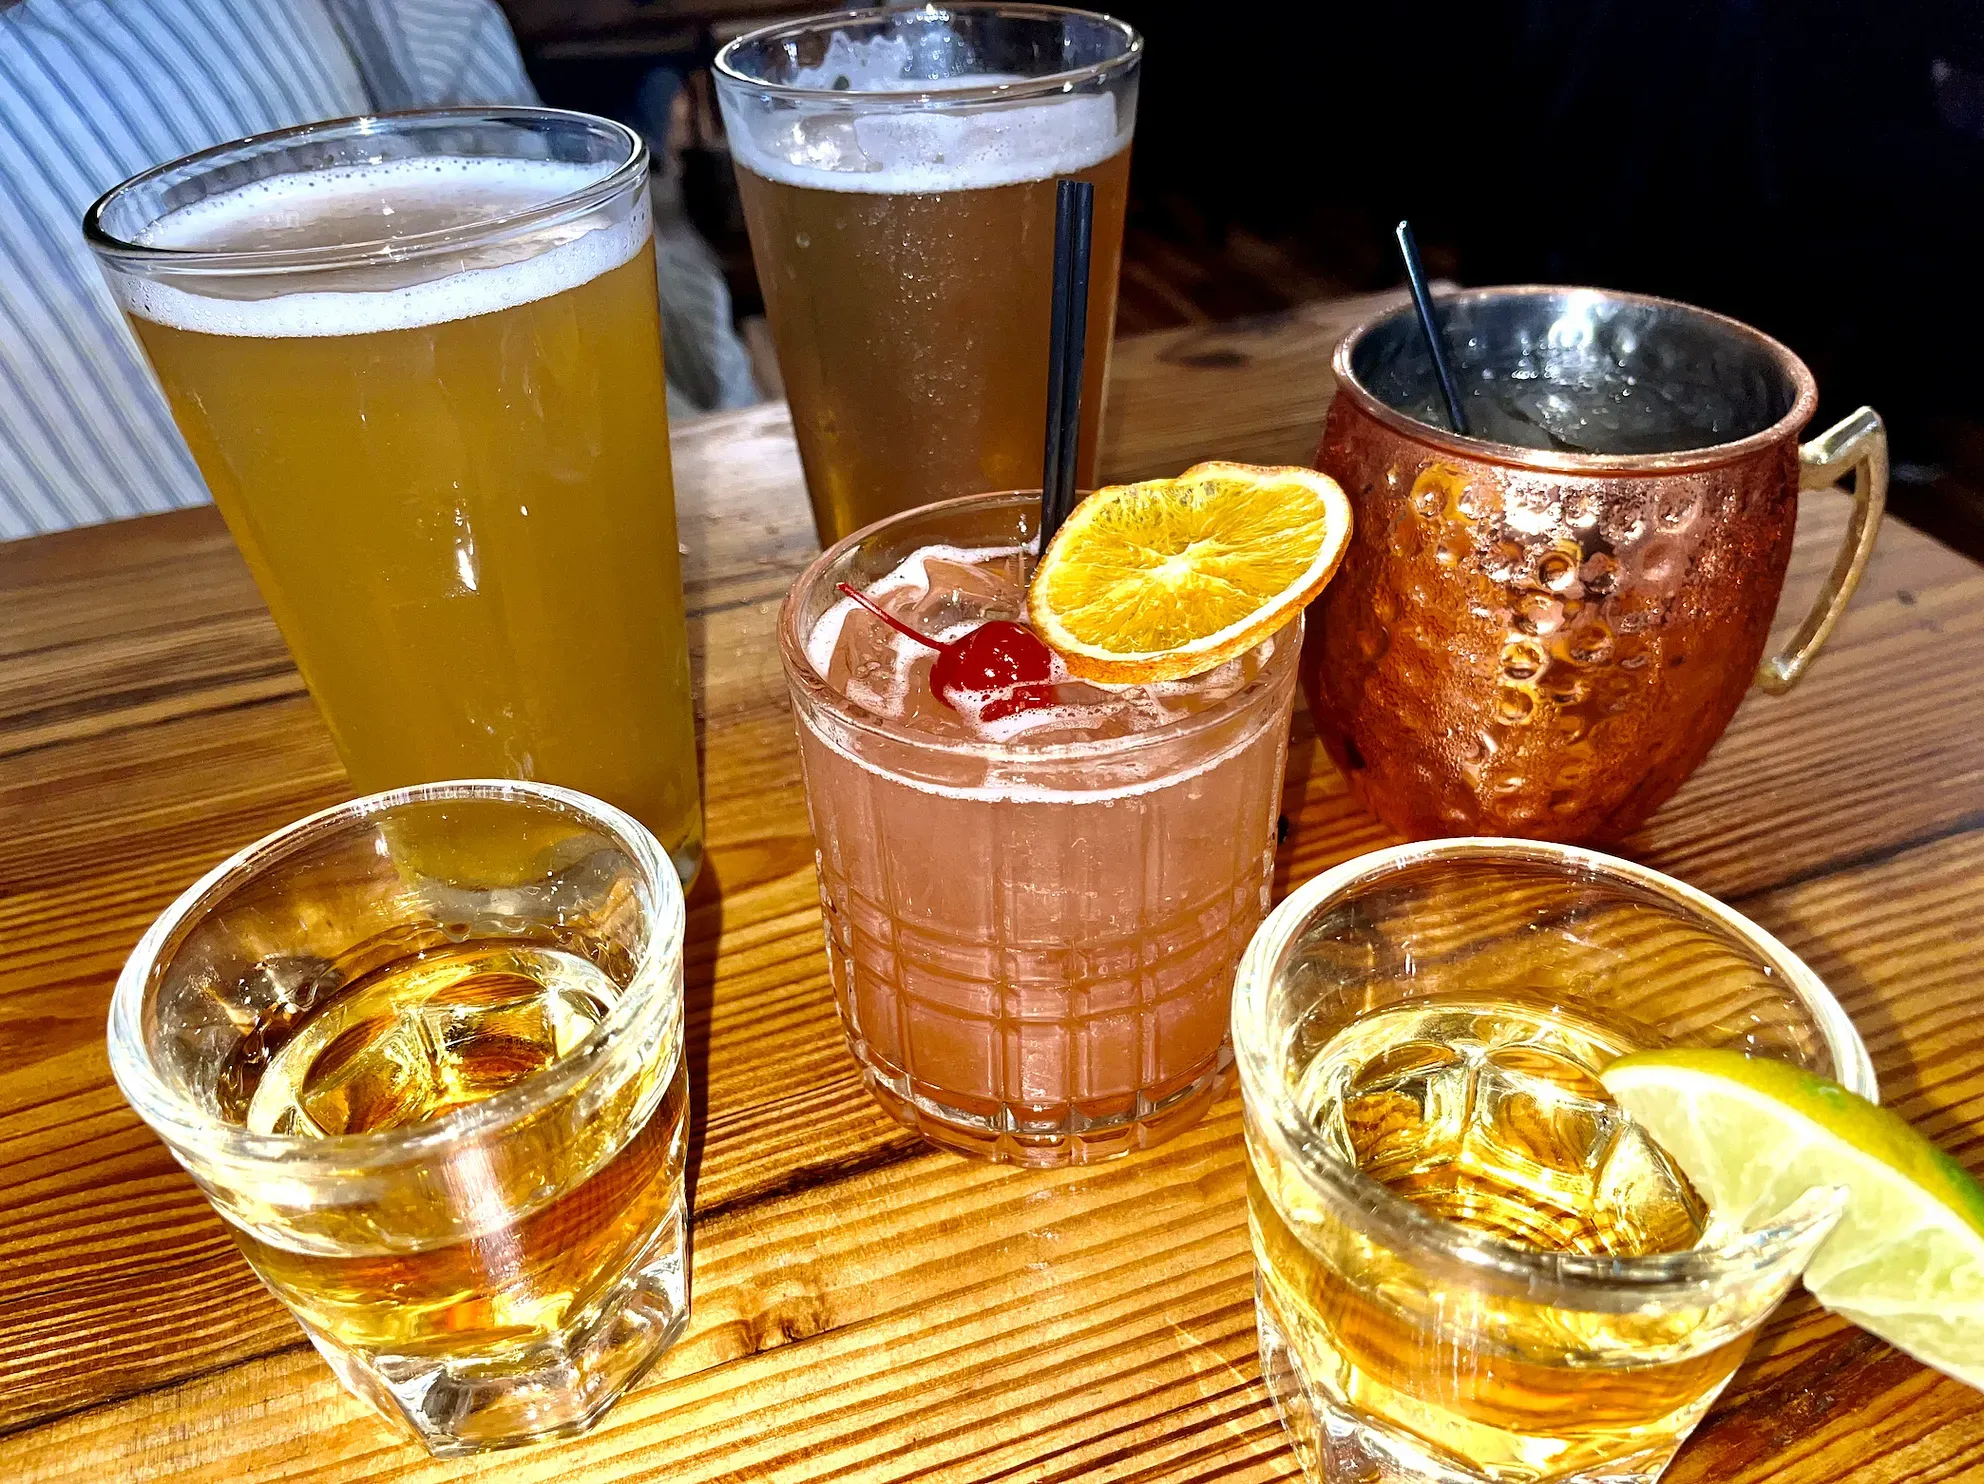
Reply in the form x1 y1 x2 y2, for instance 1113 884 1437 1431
1302 286 1887 843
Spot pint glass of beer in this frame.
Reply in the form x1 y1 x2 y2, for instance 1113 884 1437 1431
86 111 703 883
715 4 1141 542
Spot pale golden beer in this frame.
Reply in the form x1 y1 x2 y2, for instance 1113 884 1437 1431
88 114 703 881
717 6 1142 541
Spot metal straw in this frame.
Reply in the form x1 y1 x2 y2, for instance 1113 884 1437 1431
1040 179 1095 545
1395 220 1469 436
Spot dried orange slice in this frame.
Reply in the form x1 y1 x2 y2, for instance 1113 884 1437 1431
1027 461 1352 684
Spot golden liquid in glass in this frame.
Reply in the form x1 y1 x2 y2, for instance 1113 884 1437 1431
1249 996 1750 1482
218 939 685 1360
738 145 1132 541
127 171 701 878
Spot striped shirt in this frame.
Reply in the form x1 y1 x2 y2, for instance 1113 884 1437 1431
0 0 755 539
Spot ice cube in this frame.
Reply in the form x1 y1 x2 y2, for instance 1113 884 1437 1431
299 1011 445 1135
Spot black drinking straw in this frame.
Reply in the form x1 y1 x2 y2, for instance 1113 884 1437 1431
1039 178 1095 545
1395 219 1469 437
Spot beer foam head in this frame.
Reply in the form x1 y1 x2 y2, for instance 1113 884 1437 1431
724 31 1128 194
116 157 648 338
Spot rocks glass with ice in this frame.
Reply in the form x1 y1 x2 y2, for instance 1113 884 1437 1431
1231 839 1876 1482
106 781 690 1455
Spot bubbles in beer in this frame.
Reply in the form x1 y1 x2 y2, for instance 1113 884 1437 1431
117 157 647 339
727 31 1128 194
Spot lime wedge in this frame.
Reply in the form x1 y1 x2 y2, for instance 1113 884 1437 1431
1601 1048 1984 1391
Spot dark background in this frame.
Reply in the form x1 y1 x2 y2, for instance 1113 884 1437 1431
500 0 1984 555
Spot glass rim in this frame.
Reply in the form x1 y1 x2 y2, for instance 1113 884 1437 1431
1333 284 1822 475
777 488 1301 766
713 2 1143 106
1231 836 1878 1300
82 106 649 276
106 779 687 1173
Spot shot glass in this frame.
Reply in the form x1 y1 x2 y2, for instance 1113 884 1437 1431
107 781 689 1456
1232 839 1876 1484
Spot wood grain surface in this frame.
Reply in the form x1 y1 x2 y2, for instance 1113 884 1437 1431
4 287 1982 1482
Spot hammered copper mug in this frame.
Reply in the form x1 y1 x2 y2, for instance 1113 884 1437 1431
1302 286 1887 843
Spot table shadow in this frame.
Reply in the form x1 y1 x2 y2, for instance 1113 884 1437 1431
679 859 725 1222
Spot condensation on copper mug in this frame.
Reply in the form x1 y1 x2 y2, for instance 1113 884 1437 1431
1304 286 1882 845
1324 448 1794 840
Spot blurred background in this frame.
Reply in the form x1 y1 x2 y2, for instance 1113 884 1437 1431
500 0 1984 556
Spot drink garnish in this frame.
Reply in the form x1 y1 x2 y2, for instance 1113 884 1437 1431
1602 1049 1984 1391
836 581 1056 721
1027 461 1353 684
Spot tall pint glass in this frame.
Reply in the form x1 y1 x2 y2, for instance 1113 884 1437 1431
715 4 1141 543
86 110 703 884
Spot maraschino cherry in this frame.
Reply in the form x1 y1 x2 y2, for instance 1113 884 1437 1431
836 582 1057 722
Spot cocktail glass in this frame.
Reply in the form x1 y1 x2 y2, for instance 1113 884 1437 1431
780 491 1301 1164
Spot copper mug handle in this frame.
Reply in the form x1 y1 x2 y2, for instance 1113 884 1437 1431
1755 406 1888 694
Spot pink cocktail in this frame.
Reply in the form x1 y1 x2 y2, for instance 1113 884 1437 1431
780 493 1300 1164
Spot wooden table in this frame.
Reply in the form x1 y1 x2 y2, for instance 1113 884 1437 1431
5 288 1983 1482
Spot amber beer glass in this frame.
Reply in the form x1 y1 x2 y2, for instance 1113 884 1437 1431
86 111 703 882
715 5 1141 542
